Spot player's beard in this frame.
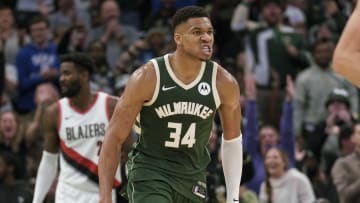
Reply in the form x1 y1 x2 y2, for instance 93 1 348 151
61 80 81 98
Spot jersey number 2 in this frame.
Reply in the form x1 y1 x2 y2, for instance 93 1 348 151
97 140 103 156
165 122 196 148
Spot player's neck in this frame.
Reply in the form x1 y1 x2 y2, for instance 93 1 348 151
69 90 94 110
170 52 203 84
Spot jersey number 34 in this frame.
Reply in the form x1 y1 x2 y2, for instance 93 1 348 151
165 122 196 148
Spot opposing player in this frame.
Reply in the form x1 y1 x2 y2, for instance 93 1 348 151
32 53 130 203
333 0 360 87
99 6 243 203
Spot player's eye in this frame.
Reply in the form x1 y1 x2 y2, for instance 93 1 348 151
193 30 202 35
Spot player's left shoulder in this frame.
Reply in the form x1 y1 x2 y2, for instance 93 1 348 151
99 92 119 116
214 64 239 94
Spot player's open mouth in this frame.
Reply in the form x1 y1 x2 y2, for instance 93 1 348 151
201 45 212 54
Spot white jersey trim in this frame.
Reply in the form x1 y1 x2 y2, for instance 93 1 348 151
144 59 160 106
212 62 221 108
164 54 206 90
134 114 141 135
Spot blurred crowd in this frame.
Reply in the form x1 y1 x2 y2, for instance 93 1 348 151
0 0 359 203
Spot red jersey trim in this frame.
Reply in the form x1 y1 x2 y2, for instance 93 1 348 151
59 139 121 188
68 92 99 114
105 95 111 121
57 101 62 131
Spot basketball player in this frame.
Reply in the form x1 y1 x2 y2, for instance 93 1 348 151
32 53 131 203
99 6 243 203
333 0 360 88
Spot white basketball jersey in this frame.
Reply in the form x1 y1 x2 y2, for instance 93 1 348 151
57 92 121 192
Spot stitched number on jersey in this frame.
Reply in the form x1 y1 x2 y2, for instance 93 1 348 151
97 140 103 156
165 122 196 148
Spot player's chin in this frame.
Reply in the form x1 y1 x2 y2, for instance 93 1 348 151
60 87 70 97
61 90 68 97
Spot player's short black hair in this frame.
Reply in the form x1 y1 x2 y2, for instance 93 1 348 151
171 6 210 32
60 52 94 74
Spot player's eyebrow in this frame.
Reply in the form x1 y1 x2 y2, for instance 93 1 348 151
188 26 214 32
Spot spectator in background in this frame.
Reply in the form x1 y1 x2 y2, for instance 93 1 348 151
87 40 116 94
294 135 314 171
49 0 91 39
117 27 170 72
301 88 356 166
284 0 306 28
0 6 30 110
304 155 339 203
88 0 140 70
15 0 54 26
86 0 105 28
294 40 358 137
321 123 356 177
308 23 338 51
243 74 295 194
117 0 150 30
0 38 14 113
15 15 60 116
241 0 310 126
0 5 30 65
305 0 347 32
0 111 28 179
0 38 8 112
259 147 315 203
0 152 33 203
57 24 87 55
114 74 130 97
230 0 260 32
144 0 176 37
332 122 360 203
323 0 347 37
25 83 59 179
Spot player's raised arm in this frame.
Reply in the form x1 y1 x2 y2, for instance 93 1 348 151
217 66 243 203
98 62 156 203
32 103 59 203
333 1 360 87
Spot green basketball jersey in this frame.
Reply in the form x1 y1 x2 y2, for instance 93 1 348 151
128 54 220 183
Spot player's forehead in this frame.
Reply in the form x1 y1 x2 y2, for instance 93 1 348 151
177 17 213 32
60 62 77 72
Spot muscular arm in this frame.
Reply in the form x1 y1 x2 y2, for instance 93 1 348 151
43 103 60 153
217 67 243 203
217 67 241 140
106 95 135 163
32 103 59 203
106 96 119 119
99 63 155 203
333 2 360 88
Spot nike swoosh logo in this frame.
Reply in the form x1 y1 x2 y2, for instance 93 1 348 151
233 198 239 202
162 85 176 91
65 116 73 120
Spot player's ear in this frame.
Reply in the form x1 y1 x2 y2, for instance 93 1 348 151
80 69 90 80
174 33 182 45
